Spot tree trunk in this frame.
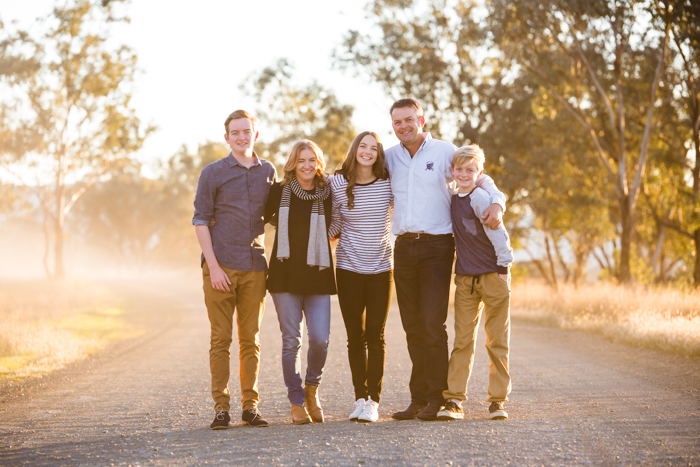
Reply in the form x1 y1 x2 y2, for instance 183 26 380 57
693 118 699 288
53 173 66 280
544 232 559 290
694 228 700 288
42 210 52 279
619 195 633 283
53 216 65 280
650 223 667 277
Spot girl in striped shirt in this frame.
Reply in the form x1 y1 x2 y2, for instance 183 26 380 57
328 131 393 423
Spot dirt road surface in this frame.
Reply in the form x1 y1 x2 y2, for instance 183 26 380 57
1 280 699 466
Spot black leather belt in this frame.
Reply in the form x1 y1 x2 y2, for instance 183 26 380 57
397 233 453 240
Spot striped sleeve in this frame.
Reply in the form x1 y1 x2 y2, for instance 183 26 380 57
331 175 394 274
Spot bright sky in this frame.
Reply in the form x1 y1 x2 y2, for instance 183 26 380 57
1 0 400 173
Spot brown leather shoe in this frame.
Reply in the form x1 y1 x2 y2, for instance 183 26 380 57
391 401 427 420
417 402 444 421
305 384 324 423
291 404 312 425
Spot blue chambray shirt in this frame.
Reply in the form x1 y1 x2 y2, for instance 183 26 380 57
192 152 276 271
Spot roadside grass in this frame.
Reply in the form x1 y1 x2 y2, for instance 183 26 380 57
0 280 144 380
511 281 700 359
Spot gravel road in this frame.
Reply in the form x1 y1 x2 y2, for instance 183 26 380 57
0 280 698 466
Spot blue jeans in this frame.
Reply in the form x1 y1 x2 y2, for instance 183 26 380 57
271 293 331 406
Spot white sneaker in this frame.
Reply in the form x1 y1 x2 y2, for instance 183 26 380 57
349 398 365 420
358 397 379 422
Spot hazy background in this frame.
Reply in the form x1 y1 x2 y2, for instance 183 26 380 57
0 0 698 386
0 0 698 289
1 0 399 170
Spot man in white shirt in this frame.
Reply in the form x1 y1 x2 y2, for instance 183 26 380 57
385 98 506 421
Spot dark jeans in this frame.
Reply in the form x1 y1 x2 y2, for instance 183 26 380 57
394 234 455 404
336 268 393 403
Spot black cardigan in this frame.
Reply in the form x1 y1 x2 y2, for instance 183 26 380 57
265 182 337 295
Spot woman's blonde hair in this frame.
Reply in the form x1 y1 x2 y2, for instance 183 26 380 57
281 140 327 187
452 144 485 171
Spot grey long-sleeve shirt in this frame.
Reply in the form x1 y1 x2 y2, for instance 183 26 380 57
192 152 276 271
452 188 514 276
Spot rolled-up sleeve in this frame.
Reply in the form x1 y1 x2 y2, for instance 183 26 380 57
192 167 216 226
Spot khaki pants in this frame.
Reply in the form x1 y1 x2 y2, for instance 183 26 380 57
443 272 511 403
203 261 266 412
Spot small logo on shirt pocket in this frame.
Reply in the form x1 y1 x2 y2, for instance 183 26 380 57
425 161 434 171
462 218 478 236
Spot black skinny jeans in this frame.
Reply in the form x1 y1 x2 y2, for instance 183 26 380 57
394 234 455 405
336 268 393 403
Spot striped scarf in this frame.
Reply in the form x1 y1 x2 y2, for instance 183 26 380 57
276 176 331 270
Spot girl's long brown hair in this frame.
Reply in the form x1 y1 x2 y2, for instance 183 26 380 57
335 131 388 209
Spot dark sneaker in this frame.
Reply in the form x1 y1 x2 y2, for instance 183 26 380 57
437 401 464 421
417 402 444 421
489 402 508 420
210 409 230 430
242 407 269 427
391 401 427 420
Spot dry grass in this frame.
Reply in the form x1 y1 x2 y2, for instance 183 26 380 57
0 280 143 379
511 281 700 359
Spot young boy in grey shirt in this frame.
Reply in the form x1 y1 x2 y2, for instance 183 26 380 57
437 145 514 421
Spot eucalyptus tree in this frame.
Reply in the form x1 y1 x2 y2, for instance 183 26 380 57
240 59 356 172
647 0 700 286
0 0 152 279
490 0 672 283
335 0 514 146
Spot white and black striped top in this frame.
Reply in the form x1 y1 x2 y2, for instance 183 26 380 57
328 174 393 274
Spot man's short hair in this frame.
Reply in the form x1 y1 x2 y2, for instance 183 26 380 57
224 110 257 133
453 144 485 172
390 98 423 117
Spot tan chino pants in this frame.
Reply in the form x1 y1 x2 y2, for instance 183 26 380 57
203 261 266 412
443 272 511 403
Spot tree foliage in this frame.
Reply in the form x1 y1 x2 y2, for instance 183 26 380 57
0 0 152 279
336 0 698 287
336 0 514 146
241 59 356 172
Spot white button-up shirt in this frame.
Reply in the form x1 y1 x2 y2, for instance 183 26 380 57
385 133 506 236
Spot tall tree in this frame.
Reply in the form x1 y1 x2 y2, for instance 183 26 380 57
0 0 152 279
490 0 671 283
649 0 700 286
335 0 621 285
240 59 356 172
335 0 513 145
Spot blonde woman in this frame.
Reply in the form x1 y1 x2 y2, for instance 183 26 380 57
265 140 336 425
328 131 393 423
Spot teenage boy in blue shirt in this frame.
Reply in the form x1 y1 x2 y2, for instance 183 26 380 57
193 110 276 429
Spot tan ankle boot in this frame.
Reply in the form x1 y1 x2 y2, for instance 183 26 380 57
305 384 324 423
291 404 312 425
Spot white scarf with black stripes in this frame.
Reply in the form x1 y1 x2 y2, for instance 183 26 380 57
276 176 331 270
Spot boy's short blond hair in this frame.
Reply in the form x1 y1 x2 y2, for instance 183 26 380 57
452 144 485 171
